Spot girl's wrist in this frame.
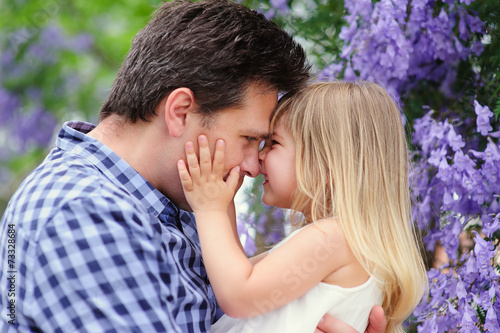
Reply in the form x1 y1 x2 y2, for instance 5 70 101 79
193 209 228 221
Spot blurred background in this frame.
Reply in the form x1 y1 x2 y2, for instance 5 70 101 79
0 0 162 211
1 1 499 330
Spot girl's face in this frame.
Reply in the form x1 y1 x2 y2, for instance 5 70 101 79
258 119 297 208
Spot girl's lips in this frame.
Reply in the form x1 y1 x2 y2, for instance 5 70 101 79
263 180 269 186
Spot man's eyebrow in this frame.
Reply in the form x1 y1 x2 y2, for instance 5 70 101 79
246 129 271 140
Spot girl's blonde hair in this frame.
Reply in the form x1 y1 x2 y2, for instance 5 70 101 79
271 81 427 332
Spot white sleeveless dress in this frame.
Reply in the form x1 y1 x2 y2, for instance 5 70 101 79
210 227 383 333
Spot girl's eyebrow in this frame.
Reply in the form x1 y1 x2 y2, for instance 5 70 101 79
271 131 283 139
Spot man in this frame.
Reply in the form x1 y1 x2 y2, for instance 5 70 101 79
0 1 386 331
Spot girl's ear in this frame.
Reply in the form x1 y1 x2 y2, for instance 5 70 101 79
162 88 197 138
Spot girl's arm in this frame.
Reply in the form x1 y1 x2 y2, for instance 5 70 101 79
227 162 268 264
178 136 348 318
227 200 246 254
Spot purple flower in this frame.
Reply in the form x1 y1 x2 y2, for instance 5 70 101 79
474 100 493 135
255 213 268 234
437 159 453 182
453 150 476 174
456 278 467 299
465 12 485 33
265 229 283 245
0 88 20 123
461 304 480 332
483 139 500 162
458 11 470 40
465 254 477 273
482 214 500 237
71 33 94 52
269 0 289 14
428 147 447 166
471 40 484 56
417 316 438 333
14 107 57 152
243 236 257 256
236 214 258 256
485 305 500 332
318 62 344 81
1 49 14 68
343 63 356 81
40 25 67 49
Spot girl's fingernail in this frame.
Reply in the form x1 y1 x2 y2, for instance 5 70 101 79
217 139 224 146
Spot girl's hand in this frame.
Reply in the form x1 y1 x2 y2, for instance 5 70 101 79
177 135 240 214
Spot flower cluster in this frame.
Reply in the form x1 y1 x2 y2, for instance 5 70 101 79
410 101 500 331
315 1 499 328
321 0 485 100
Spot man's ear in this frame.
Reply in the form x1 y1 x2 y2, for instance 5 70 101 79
162 88 197 138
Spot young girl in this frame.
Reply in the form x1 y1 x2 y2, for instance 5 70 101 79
177 81 427 333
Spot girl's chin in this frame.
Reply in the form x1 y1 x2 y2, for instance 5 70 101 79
261 193 273 207
261 194 270 206
261 195 290 209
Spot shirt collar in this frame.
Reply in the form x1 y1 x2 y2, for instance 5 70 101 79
57 121 180 219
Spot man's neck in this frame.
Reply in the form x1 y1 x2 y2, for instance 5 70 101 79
88 115 157 185
87 114 189 211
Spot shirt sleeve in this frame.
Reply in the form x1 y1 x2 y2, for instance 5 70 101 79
25 193 183 333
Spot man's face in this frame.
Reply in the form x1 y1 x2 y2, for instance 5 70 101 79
203 84 278 181
172 83 278 211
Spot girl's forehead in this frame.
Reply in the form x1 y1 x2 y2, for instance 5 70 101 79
271 118 284 133
270 114 288 132
271 119 291 139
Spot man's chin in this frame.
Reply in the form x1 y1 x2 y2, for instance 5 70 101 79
178 200 194 212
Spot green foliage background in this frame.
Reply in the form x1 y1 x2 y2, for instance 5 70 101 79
0 0 161 212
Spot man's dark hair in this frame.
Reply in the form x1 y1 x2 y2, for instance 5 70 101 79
100 0 311 122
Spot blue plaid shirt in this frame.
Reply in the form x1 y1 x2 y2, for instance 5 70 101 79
0 121 222 332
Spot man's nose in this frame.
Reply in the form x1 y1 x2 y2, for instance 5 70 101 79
240 150 261 178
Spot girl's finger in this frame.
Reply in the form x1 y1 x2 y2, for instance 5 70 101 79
226 166 241 194
185 141 200 181
177 160 193 191
198 135 211 178
212 139 225 178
